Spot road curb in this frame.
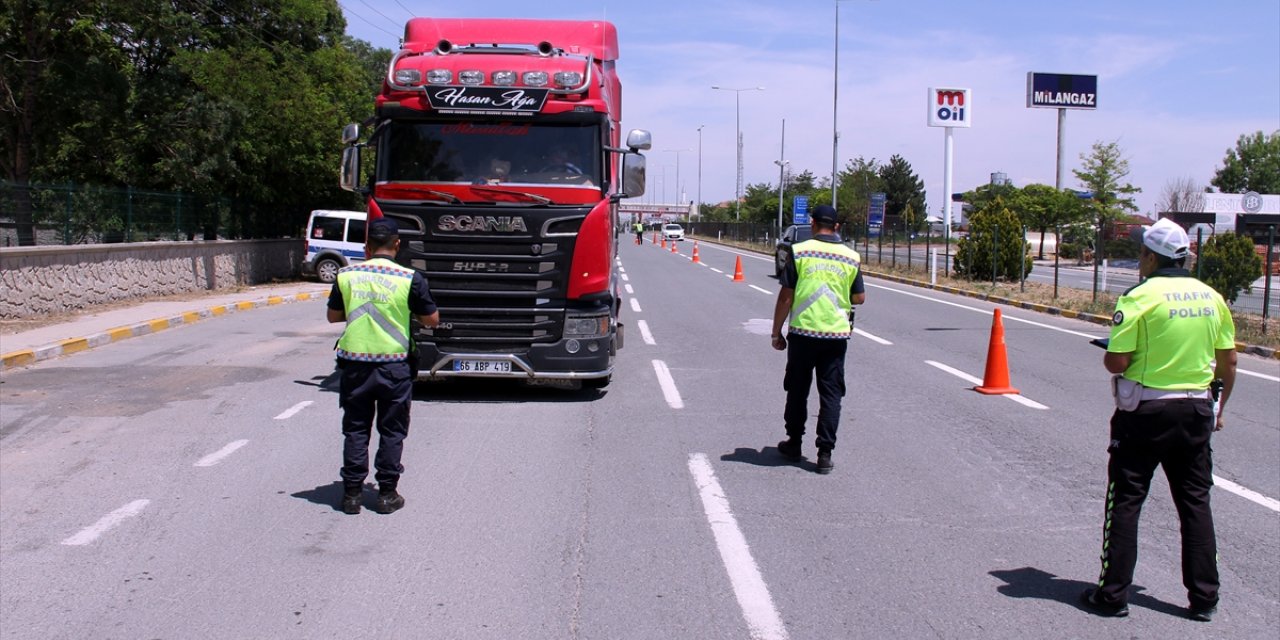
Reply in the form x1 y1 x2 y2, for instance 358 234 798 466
861 269 1279 360
1 291 324 371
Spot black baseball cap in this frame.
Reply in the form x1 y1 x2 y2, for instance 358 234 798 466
811 205 838 224
367 217 400 243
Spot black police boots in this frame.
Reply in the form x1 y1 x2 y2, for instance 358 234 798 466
816 449 834 475
777 437 803 460
375 490 405 515
341 486 362 515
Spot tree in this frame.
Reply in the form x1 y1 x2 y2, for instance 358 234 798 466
1198 233 1263 305
1013 184 1087 258
1074 140 1142 224
1211 130 1280 194
1158 177 1207 214
878 154 926 230
954 197 1033 281
834 156 881 228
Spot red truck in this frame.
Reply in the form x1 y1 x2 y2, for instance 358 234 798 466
339 17 649 388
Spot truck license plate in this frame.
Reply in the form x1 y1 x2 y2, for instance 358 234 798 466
453 359 512 373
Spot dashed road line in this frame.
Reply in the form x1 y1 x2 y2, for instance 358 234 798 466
853 328 893 345
711 268 724 274
868 283 1099 339
1213 475 1280 512
62 500 150 546
652 360 684 409
273 401 313 420
1238 369 1279 382
195 439 250 467
630 298 642 313
688 454 789 640
924 360 1049 410
637 320 656 345
749 284 771 295
625 284 635 295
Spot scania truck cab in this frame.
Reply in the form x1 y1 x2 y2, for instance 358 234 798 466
340 17 648 388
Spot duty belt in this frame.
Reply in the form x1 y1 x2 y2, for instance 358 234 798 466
1140 388 1210 401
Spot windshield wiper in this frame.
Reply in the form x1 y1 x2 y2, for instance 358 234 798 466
381 184 463 204
468 185 552 205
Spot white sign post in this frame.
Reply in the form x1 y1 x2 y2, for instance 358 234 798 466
928 88 971 255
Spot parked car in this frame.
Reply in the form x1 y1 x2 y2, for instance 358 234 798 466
662 223 685 241
774 224 814 278
302 209 366 283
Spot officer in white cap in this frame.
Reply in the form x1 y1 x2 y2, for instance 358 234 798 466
1081 217 1237 622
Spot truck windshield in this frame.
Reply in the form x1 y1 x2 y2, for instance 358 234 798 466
381 121 601 189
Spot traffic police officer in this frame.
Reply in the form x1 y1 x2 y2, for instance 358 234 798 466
770 205 865 474
1081 217 1237 621
327 218 439 515
634 219 644 244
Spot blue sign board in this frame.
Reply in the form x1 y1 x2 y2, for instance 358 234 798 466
868 192 886 226
792 195 809 225
1026 72 1098 109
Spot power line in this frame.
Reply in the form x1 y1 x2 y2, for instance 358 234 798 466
335 2 400 41
393 1 416 19
352 0 403 30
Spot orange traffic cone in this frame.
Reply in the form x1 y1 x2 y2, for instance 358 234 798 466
975 308 1020 395
671 239 677 254
732 256 745 282
692 242 701 263
661 237 667 249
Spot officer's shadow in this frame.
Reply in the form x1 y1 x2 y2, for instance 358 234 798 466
989 566 1185 617
292 480 376 513
295 368 341 393
720 446 817 471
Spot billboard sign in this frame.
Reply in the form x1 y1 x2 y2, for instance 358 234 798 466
927 87 971 127
792 195 809 225
1026 73 1097 109
868 193 886 227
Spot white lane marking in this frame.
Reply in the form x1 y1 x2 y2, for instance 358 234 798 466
867 282 1099 339
273 401 313 420
711 268 724 274
687 453 790 640
696 242 774 263
618 266 625 272
924 360 1049 410
1213 475 1280 512
870 282 1280 382
853 328 893 345
926 360 982 384
624 284 634 295
699 262 710 268
1237 369 1280 383
637 320 656 345
630 298 642 313
621 273 630 282
652 360 684 409
749 285 772 295
195 439 250 467
62 500 150 546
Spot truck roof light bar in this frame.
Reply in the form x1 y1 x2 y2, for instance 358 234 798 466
385 50 594 94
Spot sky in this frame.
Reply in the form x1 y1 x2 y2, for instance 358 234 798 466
336 0 1280 216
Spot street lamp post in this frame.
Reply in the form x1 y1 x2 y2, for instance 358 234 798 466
833 0 867 212
696 125 705 219
775 118 787 235
663 148 693 211
711 85 765 221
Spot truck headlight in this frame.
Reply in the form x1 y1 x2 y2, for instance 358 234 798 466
565 315 609 337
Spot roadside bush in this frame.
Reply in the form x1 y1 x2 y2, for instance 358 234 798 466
1105 238 1140 260
954 197 1033 281
1058 242 1082 259
1198 233 1262 304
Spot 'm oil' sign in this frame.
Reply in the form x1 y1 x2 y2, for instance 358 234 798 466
928 87 971 128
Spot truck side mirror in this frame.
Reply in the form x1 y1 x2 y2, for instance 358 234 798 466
340 146 360 192
625 129 652 151
620 152 646 198
341 123 360 145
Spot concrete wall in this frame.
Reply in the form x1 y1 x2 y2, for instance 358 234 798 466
0 239 305 318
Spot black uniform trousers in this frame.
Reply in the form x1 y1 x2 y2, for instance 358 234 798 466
1097 397 1218 609
339 361 413 491
783 333 848 451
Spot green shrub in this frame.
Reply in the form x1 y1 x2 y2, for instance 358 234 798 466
954 197 1033 281
1105 238 1140 259
1198 233 1262 304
